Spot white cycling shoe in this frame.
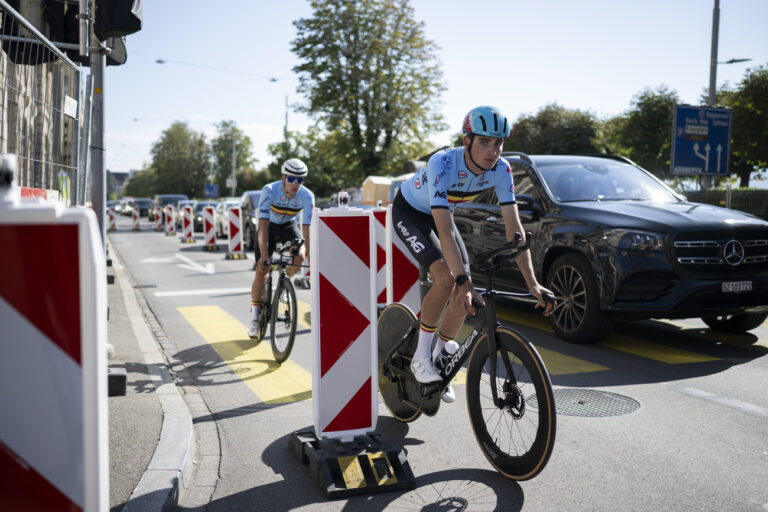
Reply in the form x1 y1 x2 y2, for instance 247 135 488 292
410 357 442 384
248 320 260 339
441 383 455 403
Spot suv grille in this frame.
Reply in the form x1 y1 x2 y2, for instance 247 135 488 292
674 238 768 266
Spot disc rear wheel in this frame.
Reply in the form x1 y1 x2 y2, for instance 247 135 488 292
377 303 422 422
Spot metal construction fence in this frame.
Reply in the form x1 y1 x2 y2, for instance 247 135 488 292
0 1 82 204
685 189 768 221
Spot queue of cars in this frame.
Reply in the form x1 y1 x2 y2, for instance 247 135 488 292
453 152 768 342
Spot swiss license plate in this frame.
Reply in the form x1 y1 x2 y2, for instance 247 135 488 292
722 281 752 293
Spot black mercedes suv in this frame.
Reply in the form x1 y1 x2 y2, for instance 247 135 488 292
453 153 768 342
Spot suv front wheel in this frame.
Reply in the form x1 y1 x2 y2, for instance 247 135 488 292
546 253 613 343
701 312 768 333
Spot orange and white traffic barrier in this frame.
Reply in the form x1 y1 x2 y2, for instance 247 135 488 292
131 205 140 231
1 200 109 511
107 207 116 231
372 207 388 308
165 205 175 236
154 206 163 231
225 206 246 260
202 205 218 251
181 205 195 243
385 204 421 316
311 204 377 440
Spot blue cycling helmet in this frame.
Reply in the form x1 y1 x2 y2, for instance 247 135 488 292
462 106 510 138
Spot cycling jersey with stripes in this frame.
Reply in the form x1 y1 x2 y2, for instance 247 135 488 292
399 146 516 214
258 181 315 225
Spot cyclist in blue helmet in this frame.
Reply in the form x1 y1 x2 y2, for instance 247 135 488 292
392 106 554 401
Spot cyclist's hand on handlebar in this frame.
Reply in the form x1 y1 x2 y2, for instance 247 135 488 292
531 284 556 317
258 256 270 269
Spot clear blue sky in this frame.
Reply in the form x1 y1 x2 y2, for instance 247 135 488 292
103 0 768 175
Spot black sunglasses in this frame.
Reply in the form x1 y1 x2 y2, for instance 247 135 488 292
285 176 305 184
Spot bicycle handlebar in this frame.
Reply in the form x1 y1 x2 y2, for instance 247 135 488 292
474 231 531 271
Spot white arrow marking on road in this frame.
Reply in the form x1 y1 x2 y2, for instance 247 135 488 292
176 253 215 275
141 254 215 274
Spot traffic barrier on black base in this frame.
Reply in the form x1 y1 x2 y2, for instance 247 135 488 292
107 207 116 231
202 205 219 251
131 205 140 231
181 205 195 243
289 199 414 498
165 205 176 236
371 207 388 309
154 206 163 231
225 206 246 259
0 154 109 511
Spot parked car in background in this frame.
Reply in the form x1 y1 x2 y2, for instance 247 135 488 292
133 197 152 217
453 152 768 343
214 197 240 239
193 201 219 232
149 194 189 223
240 190 262 250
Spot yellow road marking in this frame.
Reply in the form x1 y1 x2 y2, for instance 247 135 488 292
178 306 312 404
497 307 720 364
535 347 609 375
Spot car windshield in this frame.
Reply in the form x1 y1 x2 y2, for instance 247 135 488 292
195 202 216 212
538 160 680 203
135 199 151 207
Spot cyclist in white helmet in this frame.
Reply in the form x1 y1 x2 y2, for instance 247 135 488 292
248 158 315 339
392 106 554 402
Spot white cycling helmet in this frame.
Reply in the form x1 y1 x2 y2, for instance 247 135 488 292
281 158 308 177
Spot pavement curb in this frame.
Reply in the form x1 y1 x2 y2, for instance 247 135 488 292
111 243 196 512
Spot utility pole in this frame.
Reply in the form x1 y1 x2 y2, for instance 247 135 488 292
231 138 237 196
702 0 720 190
90 38 107 248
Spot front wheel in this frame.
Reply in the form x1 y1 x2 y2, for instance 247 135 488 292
271 277 297 363
702 312 768 333
466 327 556 480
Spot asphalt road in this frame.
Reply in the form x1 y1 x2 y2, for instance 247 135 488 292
110 216 768 512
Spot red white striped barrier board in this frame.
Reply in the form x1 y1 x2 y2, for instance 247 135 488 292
226 206 245 259
107 207 116 231
0 202 108 511
181 205 194 243
202 205 218 250
154 206 163 231
311 206 377 440
371 207 388 307
131 205 140 231
165 205 175 236
385 205 421 316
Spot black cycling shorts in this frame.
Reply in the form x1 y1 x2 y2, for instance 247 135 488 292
255 221 303 261
391 191 469 271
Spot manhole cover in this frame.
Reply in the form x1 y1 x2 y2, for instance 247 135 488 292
530 388 640 417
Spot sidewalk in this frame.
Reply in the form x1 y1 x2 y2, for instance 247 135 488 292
107 240 196 511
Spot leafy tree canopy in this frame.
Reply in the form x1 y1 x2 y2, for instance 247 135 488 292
292 0 447 182
150 122 209 197
506 103 600 155
211 120 256 196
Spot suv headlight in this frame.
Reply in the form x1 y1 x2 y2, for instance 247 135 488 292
604 230 665 251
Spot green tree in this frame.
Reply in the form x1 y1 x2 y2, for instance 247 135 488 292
602 86 679 177
506 103 600 155
150 122 209 197
292 0 446 182
122 168 157 197
210 120 256 195
717 65 768 187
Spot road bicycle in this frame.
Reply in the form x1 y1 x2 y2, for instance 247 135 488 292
254 239 305 363
377 235 557 480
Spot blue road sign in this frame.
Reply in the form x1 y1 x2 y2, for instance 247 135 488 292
670 105 731 176
204 183 219 198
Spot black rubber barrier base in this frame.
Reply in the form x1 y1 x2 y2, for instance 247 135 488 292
225 253 247 260
203 244 220 251
288 428 415 499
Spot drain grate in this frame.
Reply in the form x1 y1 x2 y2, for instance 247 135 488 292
530 388 640 417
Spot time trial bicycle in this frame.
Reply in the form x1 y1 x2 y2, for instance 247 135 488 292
377 234 557 480
253 239 305 363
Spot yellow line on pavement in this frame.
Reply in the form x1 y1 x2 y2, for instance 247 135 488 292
178 306 312 404
497 307 719 364
535 347 609 375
